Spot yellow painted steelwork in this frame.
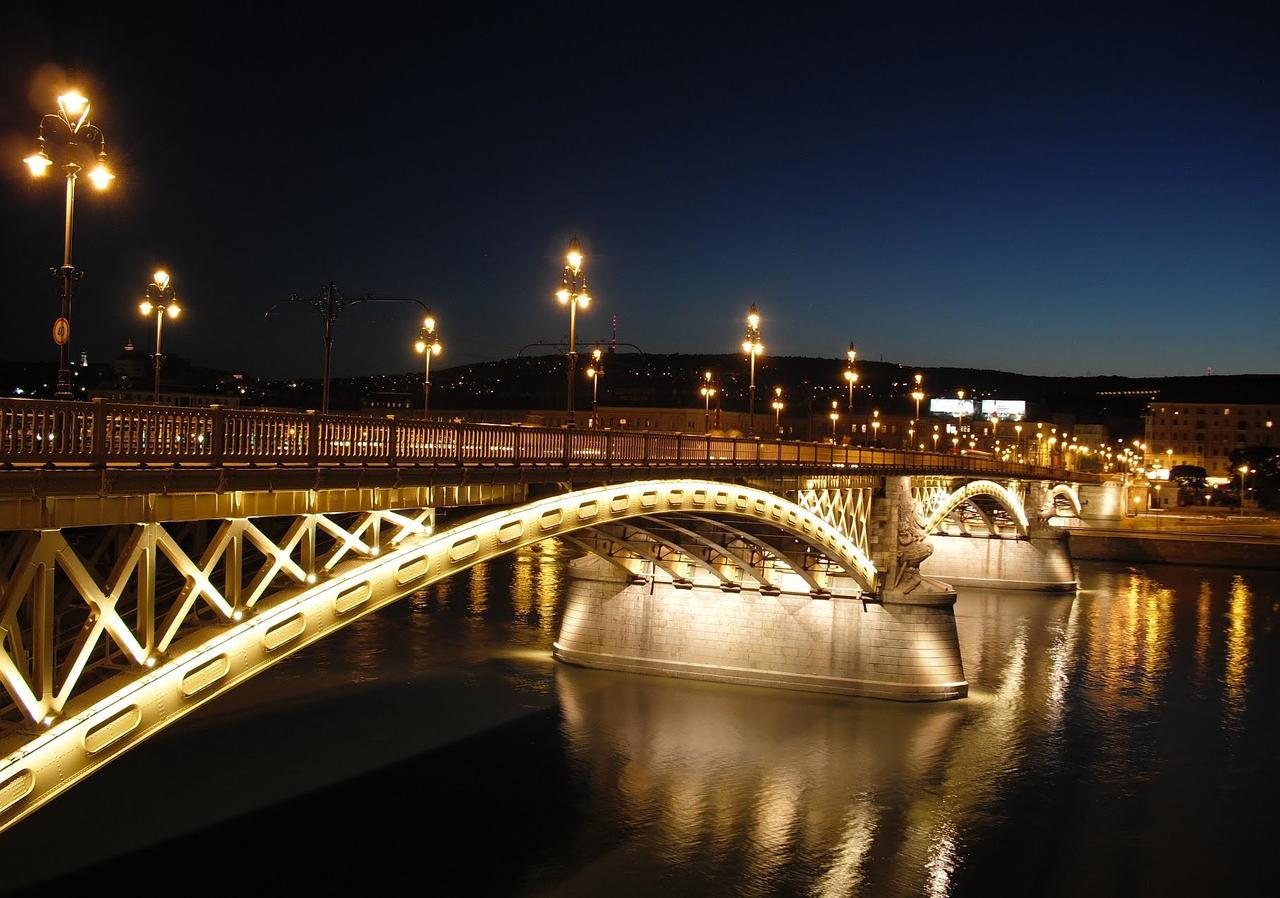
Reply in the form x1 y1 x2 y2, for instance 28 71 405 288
0 479 877 833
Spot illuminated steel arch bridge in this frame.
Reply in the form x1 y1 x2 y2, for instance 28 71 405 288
0 397 1100 832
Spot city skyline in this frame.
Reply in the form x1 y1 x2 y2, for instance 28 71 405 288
2 7 1277 380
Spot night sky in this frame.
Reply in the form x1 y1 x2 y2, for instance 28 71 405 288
2 6 1277 380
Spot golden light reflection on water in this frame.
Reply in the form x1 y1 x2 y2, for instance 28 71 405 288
1224 575 1252 729
1195 579 1212 681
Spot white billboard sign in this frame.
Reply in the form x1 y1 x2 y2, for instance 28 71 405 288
981 399 1026 419
929 398 975 417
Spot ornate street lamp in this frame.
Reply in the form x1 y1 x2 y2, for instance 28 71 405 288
138 271 181 404
844 343 858 411
24 90 114 399
829 400 840 441
556 237 592 426
699 370 717 434
742 304 763 435
413 313 442 412
585 346 604 428
772 386 785 433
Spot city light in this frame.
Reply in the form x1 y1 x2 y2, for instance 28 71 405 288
414 312 443 412
742 304 763 435
24 88 113 397
556 238 591 425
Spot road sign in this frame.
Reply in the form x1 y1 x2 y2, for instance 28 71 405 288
52 317 70 346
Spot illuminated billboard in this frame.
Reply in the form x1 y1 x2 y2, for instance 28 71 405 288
929 398 975 417
981 399 1026 419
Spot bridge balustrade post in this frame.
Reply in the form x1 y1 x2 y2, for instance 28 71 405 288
642 432 650 467
90 397 108 467
676 433 683 467
564 428 572 469
603 428 611 468
209 404 225 467
456 423 465 467
386 415 398 467
306 411 319 467
514 424 523 467
731 438 738 465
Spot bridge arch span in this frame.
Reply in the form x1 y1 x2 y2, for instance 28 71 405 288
1050 483 1083 517
923 480 1030 538
0 479 877 834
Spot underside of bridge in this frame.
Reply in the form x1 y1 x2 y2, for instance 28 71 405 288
0 478 896 833
0 466 1100 832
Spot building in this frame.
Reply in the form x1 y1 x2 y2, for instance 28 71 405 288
1145 402 1277 480
1074 422 1110 447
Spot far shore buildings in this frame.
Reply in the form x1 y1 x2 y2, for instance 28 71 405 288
1145 401 1276 480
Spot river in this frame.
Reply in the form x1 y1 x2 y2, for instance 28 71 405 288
2 545 1276 896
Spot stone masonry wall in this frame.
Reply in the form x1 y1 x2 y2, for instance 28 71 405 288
554 574 967 701
922 534 1076 590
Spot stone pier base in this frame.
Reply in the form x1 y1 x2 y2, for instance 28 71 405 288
921 534 1077 591
553 572 967 701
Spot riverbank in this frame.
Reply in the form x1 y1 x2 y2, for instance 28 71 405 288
1069 518 1280 569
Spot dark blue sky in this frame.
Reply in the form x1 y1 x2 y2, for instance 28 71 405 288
2 5 1277 378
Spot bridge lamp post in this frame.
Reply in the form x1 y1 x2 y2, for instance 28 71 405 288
1014 424 1023 460
556 238 591 426
844 343 858 411
700 370 717 433
772 386 784 433
585 347 603 428
989 414 999 449
413 314 442 413
872 417 881 446
138 271 181 404
932 426 940 452
742 305 763 435
907 426 915 449
956 388 967 435
24 90 114 399
829 400 840 441
911 388 924 421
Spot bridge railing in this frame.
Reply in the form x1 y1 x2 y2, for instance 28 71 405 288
0 397 1081 480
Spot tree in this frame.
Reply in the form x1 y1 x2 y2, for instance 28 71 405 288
1227 446 1280 511
1170 464 1207 506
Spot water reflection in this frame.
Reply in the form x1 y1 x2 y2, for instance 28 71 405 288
1224 575 1252 731
550 563 1276 896
2 558 1275 897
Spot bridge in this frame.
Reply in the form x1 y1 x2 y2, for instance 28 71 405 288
0 396 1112 832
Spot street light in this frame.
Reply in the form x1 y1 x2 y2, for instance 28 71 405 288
584 346 604 428
829 400 840 441
956 388 967 435
871 411 881 446
413 314 442 413
844 342 859 412
138 270 181 404
772 386 785 433
24 90 114 399
700 370 717 434
1238 465 1254 515
556 237 592 426
742 304 764 435
932 427 940 452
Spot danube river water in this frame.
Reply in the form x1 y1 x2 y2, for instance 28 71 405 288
2 545 1276 896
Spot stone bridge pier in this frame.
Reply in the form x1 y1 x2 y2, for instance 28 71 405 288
555 476 967 702
556 472 1093 701
918 477 1079 591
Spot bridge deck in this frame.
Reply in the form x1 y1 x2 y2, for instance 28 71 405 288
0 398 1092 501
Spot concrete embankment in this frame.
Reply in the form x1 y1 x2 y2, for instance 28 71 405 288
1069 529 1280 569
